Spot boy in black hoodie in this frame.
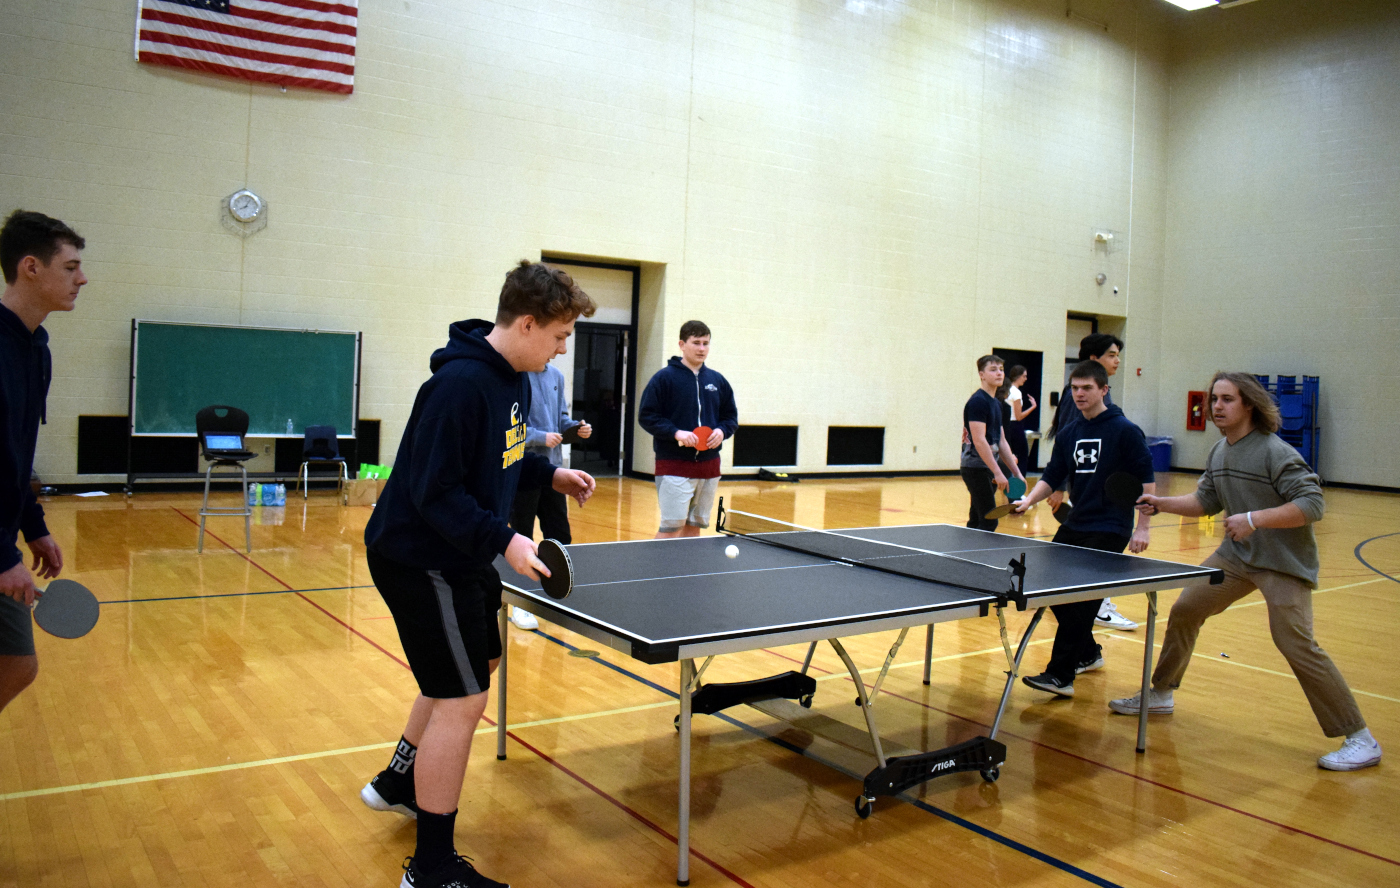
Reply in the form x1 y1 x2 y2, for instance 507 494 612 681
1011 361 1155 697
638 320 738 539
360 261 597 888
0 210 85 713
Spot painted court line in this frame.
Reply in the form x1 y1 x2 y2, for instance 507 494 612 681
0 702 680 803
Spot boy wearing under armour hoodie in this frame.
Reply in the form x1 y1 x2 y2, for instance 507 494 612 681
360 261 596 888
638 320 738 538
1010 361 1156 697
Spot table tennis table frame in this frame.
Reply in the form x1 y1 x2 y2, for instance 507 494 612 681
495 531 1218 886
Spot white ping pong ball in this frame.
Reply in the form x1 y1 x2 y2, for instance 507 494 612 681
725 544 739 559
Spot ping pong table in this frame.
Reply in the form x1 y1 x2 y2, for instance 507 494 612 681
495 506 1221 885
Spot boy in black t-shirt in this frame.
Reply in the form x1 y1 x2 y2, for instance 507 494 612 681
960 354 1024 531
1011 361 1155 696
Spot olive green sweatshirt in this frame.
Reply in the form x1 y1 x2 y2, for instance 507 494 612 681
1193 429 1326 586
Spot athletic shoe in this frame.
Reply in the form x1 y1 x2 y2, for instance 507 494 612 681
401 853 509 888
1108 689 1174 715
1095 600 1139 631
361 770 418 819
1318 736 1382 771
1075 652 1105 674
509 607 538 630
1021 672 1074 697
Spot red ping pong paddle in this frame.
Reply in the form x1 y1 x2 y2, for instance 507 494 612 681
32 579 100 639
693 426 713 452
536 539 574 600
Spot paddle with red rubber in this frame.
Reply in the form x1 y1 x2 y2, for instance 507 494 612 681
692 426 713 452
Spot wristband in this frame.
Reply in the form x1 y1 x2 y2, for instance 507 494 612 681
1245 511 1256 530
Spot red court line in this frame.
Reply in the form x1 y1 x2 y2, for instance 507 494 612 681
774 645 1399 868
170 508 408 669
173 507 750 885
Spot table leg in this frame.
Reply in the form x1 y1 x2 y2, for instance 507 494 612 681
829 638 887 769
497 605 508 761
799 640 818 675
1137 591 1158 753
922 624 934 686
677 658 693 886
988 606 1044 741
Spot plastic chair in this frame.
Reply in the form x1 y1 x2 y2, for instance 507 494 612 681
196 405 255 553
298 425 349 504
1279 393 1306 431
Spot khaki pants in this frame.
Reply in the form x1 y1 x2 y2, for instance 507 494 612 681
1152 550 1366 738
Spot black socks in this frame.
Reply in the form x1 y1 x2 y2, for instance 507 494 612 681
415 808 458 873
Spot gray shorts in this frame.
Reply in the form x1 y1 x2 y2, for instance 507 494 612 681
656 475 719 532
0 594 35 657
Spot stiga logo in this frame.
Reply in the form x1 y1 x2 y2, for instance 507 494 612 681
704 383 718 392
502 402 527 468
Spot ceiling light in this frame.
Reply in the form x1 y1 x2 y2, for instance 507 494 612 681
1163 0 1218 10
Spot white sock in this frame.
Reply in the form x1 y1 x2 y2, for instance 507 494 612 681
1347 727 1375 744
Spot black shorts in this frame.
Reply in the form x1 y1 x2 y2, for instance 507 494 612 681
0 594 35 656
367 549 504 699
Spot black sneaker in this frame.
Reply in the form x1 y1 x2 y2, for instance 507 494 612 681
1075 650 1105 674
361 769 419 819
401 854 509 888
1022 671 1074 697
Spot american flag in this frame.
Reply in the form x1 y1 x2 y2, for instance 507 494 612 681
136 0 358 95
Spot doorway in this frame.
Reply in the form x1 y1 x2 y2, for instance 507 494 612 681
570 324 629 475
993 347 1043 470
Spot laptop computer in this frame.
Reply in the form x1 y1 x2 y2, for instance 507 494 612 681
202 431 255 460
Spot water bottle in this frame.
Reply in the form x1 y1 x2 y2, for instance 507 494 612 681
246 484 261 507
286 418 294 435
273 483 286 506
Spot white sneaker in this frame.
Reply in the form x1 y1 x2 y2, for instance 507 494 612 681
1318 735 1382 771
509 607 538 630
1109 689 1174 715
1095 599 1139 631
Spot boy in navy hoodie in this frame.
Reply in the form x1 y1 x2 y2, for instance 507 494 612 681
0 210 85 713
360 261 597 888
638 320 738 538
1011 361 1155 697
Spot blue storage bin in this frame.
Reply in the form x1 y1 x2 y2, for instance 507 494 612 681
1146 436 1173 474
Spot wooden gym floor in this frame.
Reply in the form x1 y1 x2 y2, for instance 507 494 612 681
1 473 1396 887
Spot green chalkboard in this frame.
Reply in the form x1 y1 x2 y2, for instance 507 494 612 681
130 321 360 437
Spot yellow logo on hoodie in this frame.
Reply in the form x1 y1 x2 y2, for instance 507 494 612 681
502 402 527 468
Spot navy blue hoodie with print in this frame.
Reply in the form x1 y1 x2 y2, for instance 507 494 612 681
1040 404 1154 536
638 357 738 465
364 319 556 571
0 304 52 573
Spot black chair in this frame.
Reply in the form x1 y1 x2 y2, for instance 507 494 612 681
297 425 348 504
195 405 256 553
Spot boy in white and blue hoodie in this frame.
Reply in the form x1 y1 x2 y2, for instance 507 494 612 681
638 320 738 538
1011 360 1156 696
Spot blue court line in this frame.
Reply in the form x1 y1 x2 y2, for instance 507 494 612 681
530 628 1125 888
1354 533 1400 585
101 584 377 605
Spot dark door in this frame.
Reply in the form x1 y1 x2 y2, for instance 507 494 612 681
993 347 1043 470
571 325 629 475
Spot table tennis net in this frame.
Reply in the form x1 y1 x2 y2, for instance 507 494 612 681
719 507 1013 596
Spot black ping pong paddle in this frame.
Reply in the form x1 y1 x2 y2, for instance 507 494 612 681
32 579 100 639
1052 499 1073 524
1105 472 1144 508
536 538 574 600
